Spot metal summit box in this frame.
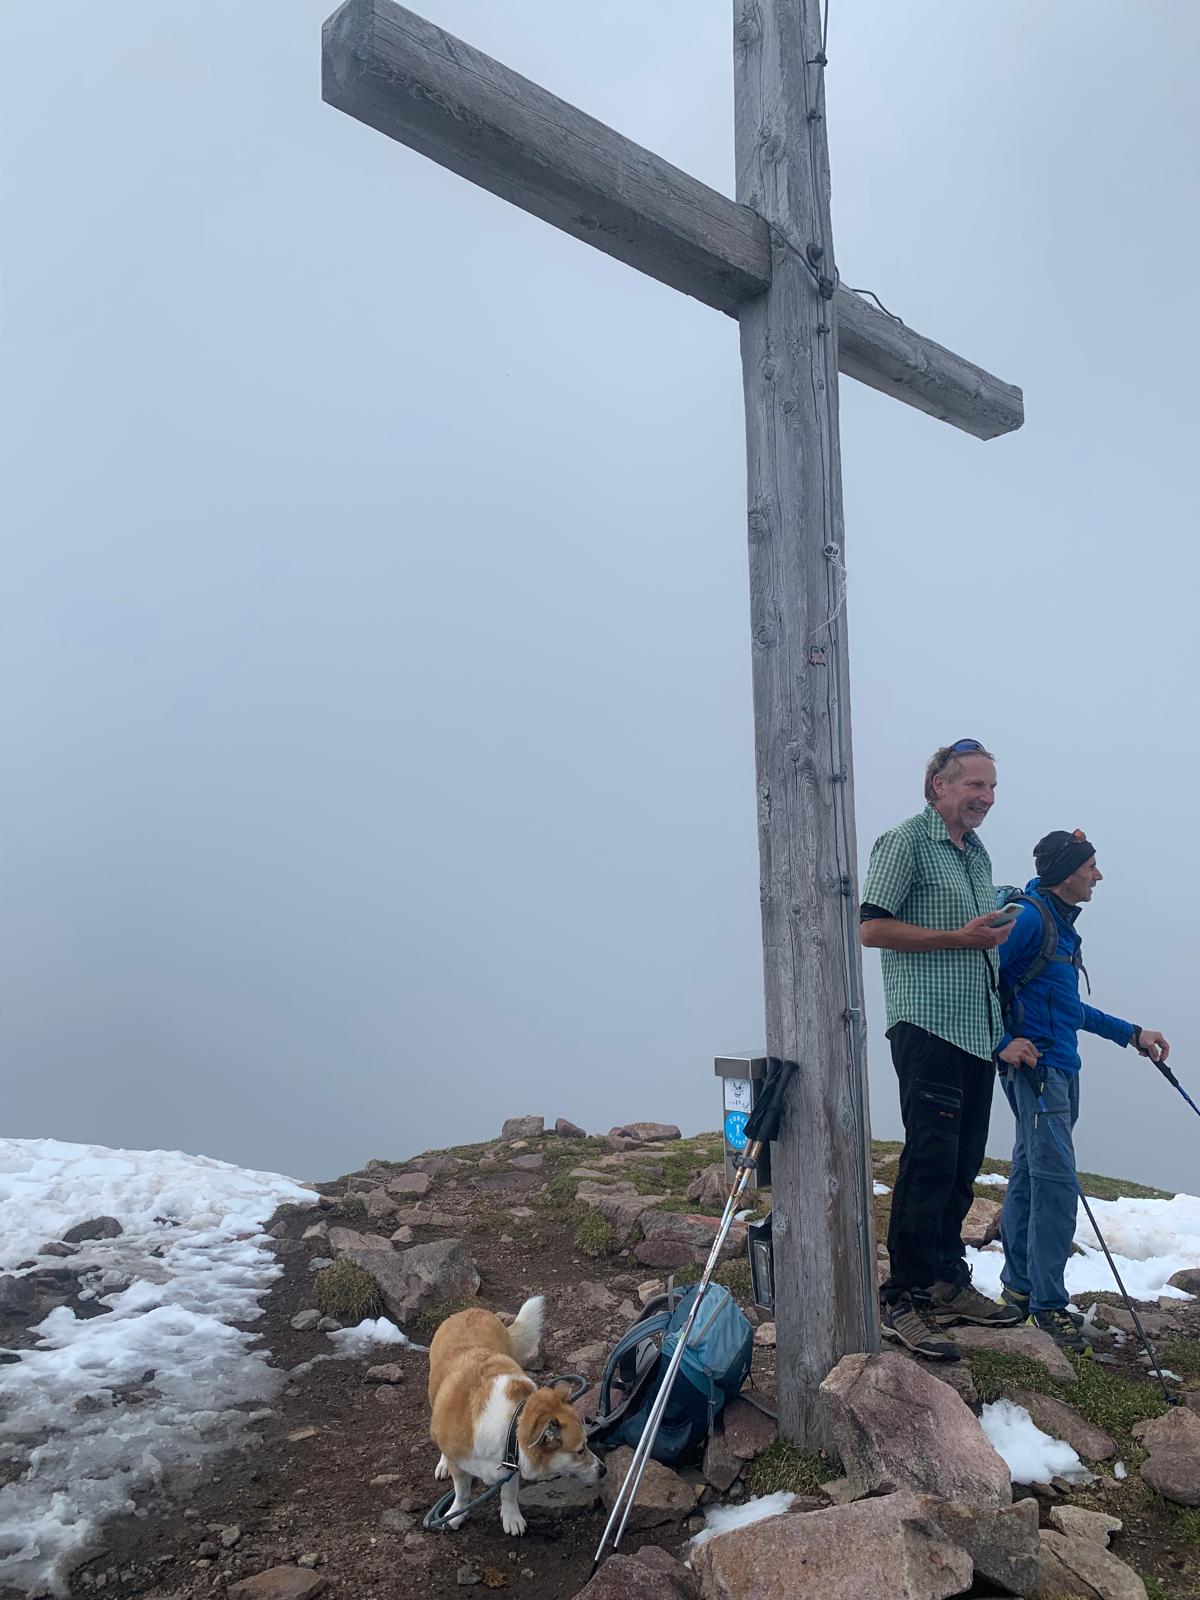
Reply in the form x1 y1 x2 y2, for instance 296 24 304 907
714 1051 771 1189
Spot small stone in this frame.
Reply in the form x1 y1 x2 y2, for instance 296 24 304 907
370 1473 403 1486
62 1216 123 1244
391 1226 415 1245
307 1257 333 1272
296 1553 321 1568
608 1123 682 1143
227 1568 326 1599
637 1279 664 1306
317 1317 342 1332
519 1477 601 1518
198 1542 220 1559
721 1397 776 1460
366 1362 406 1384
565 1341 609 1371
510 1154 545 1171
403 1532 425 1551
287 1426 318 1443
753 1321 777 1348
1049 1505 1123 1544
387 1172 433 1197
600 1446 693 1528
220 1525 242 1549
380 1507 415 1533
456 1566 482 1587
290 1310 321 1332
300 1223 329 1243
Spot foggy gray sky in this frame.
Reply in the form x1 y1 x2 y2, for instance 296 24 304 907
2 2 1197 1192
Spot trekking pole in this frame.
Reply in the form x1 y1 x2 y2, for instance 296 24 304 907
588 1060 797 1576
1023 1067 1176 1407
1152 1058 1200 1122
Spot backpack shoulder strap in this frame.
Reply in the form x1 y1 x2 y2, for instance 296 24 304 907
595 1312 671 1422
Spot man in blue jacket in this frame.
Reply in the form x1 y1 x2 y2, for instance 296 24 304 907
996 829 1170 1352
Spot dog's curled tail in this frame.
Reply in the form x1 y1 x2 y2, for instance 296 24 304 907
507 1294 545 1366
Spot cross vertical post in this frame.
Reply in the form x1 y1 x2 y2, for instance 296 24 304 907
734 0 877 1447
320 0 1023 1453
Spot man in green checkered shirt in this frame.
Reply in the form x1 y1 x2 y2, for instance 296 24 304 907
859 739 1023 1361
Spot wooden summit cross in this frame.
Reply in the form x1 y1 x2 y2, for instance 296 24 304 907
321 0 1023 1446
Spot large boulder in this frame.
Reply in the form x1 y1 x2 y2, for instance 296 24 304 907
721 1398 777 1461
1004 1387 1116 1462
951 1323 1076 1384
573 1551 696 1600
342 1238 479 1324
960 1197 1003 1247
609 1123 682 1143
502 1116 544 1139
636 1210 746 1265
555 1118 587 1139
1137 1406 1200 1505
914 1495 1039 1596
820 1352 1011 1507
1034 1530 1147 1599
599 1447 693 1530
690 1490 972 1600
687 1164 728 1207
1168 1267 1200 1295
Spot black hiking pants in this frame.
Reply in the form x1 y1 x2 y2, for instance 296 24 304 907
881 1022 995 1304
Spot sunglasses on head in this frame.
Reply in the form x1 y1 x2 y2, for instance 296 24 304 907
948 738 986 755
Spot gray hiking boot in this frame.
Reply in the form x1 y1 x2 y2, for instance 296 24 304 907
1032 1308 1089 1355
930 1278 1023 1327
881 1293 960 1362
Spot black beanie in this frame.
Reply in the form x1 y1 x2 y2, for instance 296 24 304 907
1034 830 1096 887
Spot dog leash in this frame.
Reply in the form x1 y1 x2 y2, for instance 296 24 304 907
422 1372 590 1532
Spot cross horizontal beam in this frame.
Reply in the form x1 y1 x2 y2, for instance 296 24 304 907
322 0 1023 440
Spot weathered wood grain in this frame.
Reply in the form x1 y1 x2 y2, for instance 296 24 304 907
321 0 1023 439
321 0 769 315
735 0 878 1449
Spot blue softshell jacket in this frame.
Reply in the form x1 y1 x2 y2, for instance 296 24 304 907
997 879 1134 1074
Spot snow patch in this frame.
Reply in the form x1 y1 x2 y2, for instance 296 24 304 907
688 1491 795 1552
966 1186 1200 1304
873 1183 891 1197
980 1399 1090 1485
0 1137 310 1596
326 1318 424 1357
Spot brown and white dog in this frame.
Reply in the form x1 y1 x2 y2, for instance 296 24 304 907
428 1295 605 1536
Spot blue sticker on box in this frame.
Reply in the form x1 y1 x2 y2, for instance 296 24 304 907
724 1110 748 1151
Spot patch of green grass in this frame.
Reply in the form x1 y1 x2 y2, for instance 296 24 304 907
716 1259 753 1300
1076 1168 1172 1202
1064 1354 1168 1441
270 1202 312 1222
744 1441 839 1497
964 1348 1059 1404
313 1258 384 1323
962 1345 1168 1447
1174 1508 1200 1546
1162 1340 1200 1380
407 1297 482 1345
1142 1576 1171 1600
331 1192 367 1221
545 1168 581 1204
573 1209 620 1259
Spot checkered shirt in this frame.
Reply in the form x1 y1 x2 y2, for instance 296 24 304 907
861 805 1002 1062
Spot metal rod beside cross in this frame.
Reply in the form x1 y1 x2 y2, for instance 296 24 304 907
321 0 1024 1448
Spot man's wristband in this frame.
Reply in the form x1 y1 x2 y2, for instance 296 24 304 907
1130 1025 1144 1053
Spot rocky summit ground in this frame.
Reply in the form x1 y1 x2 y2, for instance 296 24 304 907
6 1120 1200 1600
